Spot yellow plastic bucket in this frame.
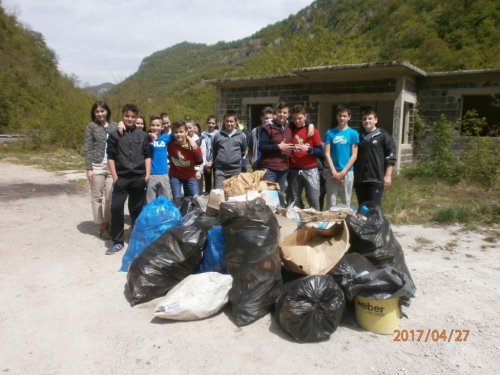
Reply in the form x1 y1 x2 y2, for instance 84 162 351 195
354 295 400 335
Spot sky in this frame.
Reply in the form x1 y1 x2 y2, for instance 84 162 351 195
3 0 313 86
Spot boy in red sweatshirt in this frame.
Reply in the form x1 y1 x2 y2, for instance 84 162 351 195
288 104 323 210
168 120 203 199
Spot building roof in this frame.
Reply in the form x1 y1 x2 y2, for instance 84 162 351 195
206 61 500 87
427 68 500 77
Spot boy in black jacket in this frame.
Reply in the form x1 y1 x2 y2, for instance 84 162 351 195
106 104 151 255
354 109 396 208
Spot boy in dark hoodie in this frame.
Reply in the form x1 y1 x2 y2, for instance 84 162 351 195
354 109 397 208
211 111 247 189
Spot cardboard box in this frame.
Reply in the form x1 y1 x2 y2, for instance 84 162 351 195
205 189 225 217
279 221 350 276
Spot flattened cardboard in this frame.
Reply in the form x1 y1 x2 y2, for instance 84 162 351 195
279 221 350 276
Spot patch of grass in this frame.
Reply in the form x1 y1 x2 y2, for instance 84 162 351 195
483 236 497 243
415 236 433 245
432 206 475 223
446 240 458 248
460 223 479 232
465 253 476 259
443 256 451 260
480 245 489 251
383 175 500 226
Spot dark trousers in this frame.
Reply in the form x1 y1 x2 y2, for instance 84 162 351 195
354 182 384 208
204 166 214 193
110 176 147 245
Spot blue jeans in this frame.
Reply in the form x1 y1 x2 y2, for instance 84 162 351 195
263 168 288 193
169 176 199 199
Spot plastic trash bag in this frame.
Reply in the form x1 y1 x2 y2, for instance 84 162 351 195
127 225 207 306
330 253 416 308
198 226 226 273
152 272 233 320
173 197 201 217
220 198 282 326
192 214 219 234
182 209 203 226
329 253 378 287
120 197 182 272
276 275 345 343
345 201 412 279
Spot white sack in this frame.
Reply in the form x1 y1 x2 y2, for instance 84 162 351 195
152 272 233 320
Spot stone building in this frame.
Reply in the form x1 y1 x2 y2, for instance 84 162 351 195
207 61 500 171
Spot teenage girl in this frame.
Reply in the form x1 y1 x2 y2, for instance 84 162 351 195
83 101 117 239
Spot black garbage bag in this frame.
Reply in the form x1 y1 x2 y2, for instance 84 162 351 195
173 197 201 217
330 253 416 308
276 275 345 343
181 209 204 226
329 253 378 287
127 225 207 306
193 214 219 233
220 198 282 326
345 267 416 307
346 201 412 279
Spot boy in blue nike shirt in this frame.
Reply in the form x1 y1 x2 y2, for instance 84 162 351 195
146 115 174 203
323 104 359 209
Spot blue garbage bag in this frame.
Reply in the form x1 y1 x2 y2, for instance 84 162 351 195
119 197 182 272
198 226 226 273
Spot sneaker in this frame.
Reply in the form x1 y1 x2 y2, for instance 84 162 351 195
105 243 124 255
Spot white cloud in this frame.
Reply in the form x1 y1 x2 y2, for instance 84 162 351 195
3 0 312 86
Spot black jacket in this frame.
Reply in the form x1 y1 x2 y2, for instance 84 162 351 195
107 126 151 178
354 128 396 186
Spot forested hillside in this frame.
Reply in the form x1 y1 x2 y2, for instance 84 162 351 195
106 0 500 125
2 0 499 147
0 4 93 148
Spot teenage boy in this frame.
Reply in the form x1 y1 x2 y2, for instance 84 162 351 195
211 111 247 189
249 107 274 171
106 104 151 255
258 103 294 193
168 120 203 198
354 109 396 207
288 105 323 210
146 115 173 203
259 103 315 193
201 115 219 193
323 104 359 209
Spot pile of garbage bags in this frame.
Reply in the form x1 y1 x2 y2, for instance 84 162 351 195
122 193 416 343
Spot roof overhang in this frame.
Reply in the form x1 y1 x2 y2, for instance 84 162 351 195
206 61 427 88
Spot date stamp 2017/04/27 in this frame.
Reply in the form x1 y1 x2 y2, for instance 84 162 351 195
393 329 470 342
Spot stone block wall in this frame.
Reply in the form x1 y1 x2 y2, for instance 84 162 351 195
217 78 397 129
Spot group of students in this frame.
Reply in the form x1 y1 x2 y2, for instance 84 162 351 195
248 103 396 214
84 100 396 255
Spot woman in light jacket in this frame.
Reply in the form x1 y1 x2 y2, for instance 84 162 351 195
84 101 117 239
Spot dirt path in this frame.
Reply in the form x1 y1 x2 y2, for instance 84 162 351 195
0 162 499 375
